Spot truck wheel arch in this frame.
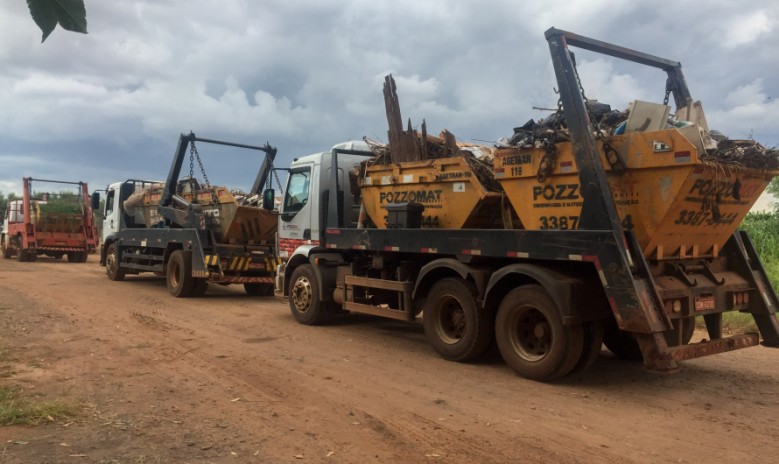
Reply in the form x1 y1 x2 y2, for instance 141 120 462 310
484 264 610 326
100 235 120 265
413 258 489 308
285 251 345 300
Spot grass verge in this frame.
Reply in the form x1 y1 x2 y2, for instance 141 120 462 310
0 386 74 426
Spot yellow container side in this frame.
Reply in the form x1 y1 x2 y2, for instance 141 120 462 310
495 129 775 259
360 157 505 229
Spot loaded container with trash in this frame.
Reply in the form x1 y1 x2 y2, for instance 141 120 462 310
95 133 282 298
2 177 97 262
274 29 779 382
495 99 778 260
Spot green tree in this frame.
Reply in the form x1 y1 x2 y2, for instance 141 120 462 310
768 178 779 212
0 192 20 217
26 0 87 42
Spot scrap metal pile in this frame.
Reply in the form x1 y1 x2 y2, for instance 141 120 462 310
500 99 779 171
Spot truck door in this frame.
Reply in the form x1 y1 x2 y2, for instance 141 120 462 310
279 164 318 249
101 186 121 242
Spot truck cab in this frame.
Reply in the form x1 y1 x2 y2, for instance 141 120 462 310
98 179 161 248
277 140 373 259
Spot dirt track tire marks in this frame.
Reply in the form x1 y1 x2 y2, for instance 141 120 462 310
1 255 778 463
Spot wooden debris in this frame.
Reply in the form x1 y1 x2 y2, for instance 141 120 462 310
383 75 422 163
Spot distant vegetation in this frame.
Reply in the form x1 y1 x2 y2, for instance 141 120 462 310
0 191 85 216
0 192 19 217
740 211 779 287
36 192 84 215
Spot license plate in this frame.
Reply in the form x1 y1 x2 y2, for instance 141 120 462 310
694 295 715 311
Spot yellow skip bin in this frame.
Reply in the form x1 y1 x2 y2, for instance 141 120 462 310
495 128 776 259
360 156 505 229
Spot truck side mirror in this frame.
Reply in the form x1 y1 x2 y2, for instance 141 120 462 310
262 188 275 210
91 192 101 211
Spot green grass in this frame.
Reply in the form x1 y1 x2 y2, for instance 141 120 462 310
0 386 74 425
715 211 779 332
740 212 779 290
740 212 779 266
720 311 759 333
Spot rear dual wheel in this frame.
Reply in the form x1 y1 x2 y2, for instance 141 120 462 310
15 237 35 262
603 317 643 361
167 250 195 298
603 316 694 361
423 278 493 362
67 251 87 263
495 285 595 381
244 283 274 296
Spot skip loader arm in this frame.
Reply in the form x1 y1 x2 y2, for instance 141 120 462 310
157 132 279 228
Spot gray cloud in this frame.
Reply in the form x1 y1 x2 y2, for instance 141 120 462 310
1 0 777 195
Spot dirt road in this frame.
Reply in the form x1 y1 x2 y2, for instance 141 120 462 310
1 256 778 463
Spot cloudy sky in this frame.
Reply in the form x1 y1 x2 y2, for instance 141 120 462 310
1 1 777 196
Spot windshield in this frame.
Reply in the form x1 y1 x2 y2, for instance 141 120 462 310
283 169 310 213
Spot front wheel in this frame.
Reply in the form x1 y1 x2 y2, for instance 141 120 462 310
495 285 583 381
288 264 330 325
167 250 194 298
423 278 493 362
105 243 126 281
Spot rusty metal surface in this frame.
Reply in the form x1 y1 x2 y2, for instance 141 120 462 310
669 333 759 361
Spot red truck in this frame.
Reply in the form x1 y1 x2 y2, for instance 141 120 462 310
1 177 97 262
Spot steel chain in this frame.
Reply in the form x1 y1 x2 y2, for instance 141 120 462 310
191 142 211 189
272 165 284 194
188 149 195 181
536 98 563 182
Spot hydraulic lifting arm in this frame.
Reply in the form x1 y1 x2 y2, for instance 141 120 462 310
157 132 278 228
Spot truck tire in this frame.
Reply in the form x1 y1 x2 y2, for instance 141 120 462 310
192 279 209 297
67 252 84 263
664 317 696 347
244 283 274 296
105 243 126 281
2 235 13 259
423 278 493 362
570 320 605 374
167 250 195 298
495 285 584 381
16 237 28 262
288 264 330 325
603 317 643 361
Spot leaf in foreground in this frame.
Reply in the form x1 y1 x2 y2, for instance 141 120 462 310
26 0 88 42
